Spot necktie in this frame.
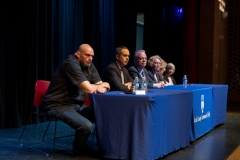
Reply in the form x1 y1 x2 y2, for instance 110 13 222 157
121 69 124 84
140 70 144 77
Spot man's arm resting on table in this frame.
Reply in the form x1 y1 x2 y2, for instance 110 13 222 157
76 81 110 94
94 81 110 92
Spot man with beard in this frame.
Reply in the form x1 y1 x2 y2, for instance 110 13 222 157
43 43 110 156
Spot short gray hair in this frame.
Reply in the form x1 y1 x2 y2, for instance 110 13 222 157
133 50 146 65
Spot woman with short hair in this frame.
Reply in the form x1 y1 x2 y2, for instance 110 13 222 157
164 63 176 85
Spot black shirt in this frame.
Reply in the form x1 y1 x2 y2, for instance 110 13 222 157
43 54 101 109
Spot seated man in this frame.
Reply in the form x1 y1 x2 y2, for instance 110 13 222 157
103 46 133 91
43 44 110 156
128 49 164 89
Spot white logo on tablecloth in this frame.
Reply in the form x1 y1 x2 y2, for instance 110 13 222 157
194 94 210 123
201 94 204 113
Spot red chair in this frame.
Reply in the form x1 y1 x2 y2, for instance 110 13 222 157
84 93 91 106
18 80 74 156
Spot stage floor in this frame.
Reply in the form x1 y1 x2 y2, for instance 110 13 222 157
0 102 240 160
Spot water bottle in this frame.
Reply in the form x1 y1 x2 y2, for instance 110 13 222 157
142 76 148 92
132 77 140 93
183 75 188 88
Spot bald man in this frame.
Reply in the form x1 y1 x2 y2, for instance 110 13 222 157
43 44 110 156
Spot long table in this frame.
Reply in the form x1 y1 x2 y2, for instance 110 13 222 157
91 90 193 160
90 84 228 159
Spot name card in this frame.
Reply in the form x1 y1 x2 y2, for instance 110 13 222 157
133 90 146 95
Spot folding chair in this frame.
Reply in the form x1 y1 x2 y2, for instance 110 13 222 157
18 80 74 156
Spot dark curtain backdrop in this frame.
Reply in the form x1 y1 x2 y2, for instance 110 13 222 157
143 0 197 84
183 0 198 83
0 0 4 129
0 0 197 129
0 0 136 128
143 0 185 84
114 1 137 68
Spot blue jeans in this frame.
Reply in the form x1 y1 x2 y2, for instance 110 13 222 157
47 104 94 151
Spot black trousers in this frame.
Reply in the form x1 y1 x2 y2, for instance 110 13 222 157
47 104 94 151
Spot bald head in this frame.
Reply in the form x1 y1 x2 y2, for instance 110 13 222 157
75 44 94 67
78 44 93 53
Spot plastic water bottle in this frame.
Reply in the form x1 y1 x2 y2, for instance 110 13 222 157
142 76 148 92
132 77 140 93
183 75 188 88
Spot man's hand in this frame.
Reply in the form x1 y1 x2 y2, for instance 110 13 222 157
124 82 132 90
102 82 110 91
95 86 108 93
95 82 110 93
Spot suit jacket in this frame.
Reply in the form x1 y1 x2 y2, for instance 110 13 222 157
103 62 133 91
164 75 176 85
147 70 162 83
128 65 154 88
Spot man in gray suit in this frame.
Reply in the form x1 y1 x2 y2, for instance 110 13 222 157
103 46 133 91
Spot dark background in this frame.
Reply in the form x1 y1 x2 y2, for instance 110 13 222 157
1 0 234 128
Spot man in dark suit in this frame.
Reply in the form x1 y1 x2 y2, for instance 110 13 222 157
103 46 133 91
128 49 164 88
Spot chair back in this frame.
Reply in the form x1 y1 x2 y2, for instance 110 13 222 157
84 94 91 106
34 80 50 107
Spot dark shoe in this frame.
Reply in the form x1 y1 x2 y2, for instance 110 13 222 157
72 141 85 156
72 144 100 158
72 147 83 156
82 145 100 158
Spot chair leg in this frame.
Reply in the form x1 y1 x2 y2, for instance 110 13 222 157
42 117 53 140
43 119 74 153
40 117 55 155
19 115 74 156
20 143 51 156
18 113 32 144
52 119 57 154
41 118 58 155
18 113 51 156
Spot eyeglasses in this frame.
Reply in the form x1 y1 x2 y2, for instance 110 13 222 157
154 62 162 65
138 57 147 61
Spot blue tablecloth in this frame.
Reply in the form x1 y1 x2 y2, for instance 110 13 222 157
190 84 228 126
161 85 214 140
90 84 228 159
90 90 193 160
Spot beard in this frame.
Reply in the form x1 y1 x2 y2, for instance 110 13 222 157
85 63 91 67
82 62 91 67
